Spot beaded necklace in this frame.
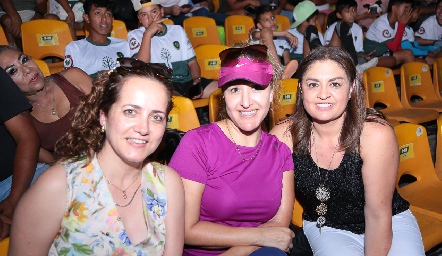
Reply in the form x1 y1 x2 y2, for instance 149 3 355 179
226 119 262 161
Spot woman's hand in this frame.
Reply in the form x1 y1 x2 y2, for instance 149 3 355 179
257 226 294 252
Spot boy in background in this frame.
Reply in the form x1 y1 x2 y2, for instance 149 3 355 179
46 0 85 40
287 0 324 63
363 0 417 68
325 0 378 74
128 0 218 99
415 0 442 47
250 5 298 66
401 1 440 65
64 0 130 77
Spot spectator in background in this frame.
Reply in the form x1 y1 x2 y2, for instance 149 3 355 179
363 0 416 68
64 0 130 77
112 0 139 30
400 0 440 65
0 0 47 47
46 0 86 40
324 0 379 74
159 0 227 26
0 67 39 241
355 0 387 31
288 1 324 63
0 45 93 170
415 0 442 47
250 5 298 66
128 0 218 99
216 0 260 15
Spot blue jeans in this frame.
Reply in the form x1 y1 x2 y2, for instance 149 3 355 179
0 163 50 202
249 247 287 256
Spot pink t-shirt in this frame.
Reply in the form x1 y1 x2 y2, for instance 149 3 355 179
169 123 294 255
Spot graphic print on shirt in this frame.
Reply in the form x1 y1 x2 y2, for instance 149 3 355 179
129 37 140 51
65 55 74 67
161 48 172 68
173 41 180 50
382 29 391 38
102 56 115 70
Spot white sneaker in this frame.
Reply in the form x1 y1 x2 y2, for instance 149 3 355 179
356 57 379 75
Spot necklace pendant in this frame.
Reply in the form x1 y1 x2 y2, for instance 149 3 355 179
315 184 330 202
51 108 56 115
317 216 326 233
122 191 127 199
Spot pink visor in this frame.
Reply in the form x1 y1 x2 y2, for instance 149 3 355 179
218 57 274 87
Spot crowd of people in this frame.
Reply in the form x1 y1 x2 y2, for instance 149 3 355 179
0 0 439 253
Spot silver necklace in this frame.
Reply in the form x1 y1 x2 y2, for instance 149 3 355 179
226 119 262 161
31 81 56 115
312 128 338 233
105 171 141 199
114 183 141 207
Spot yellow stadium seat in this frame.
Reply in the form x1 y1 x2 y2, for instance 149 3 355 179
192 98 209 109
224 15 254 46
275 15 290 32
434 114 442 180
269 78 298 130
291 198 303 227
21 19 74 74
194 44 228 80
85 19 128 40
168 96 200 132
0 237 9 255
209 88 222 122
433 57 442 101
0 26 8 45
408 208 442 252
183 16 222 48
363 67 439 123
163 19 174 25
400 62 442 112
34 60 51 77
393 123 442 251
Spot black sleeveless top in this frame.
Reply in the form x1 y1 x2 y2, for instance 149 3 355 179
293 153 409 234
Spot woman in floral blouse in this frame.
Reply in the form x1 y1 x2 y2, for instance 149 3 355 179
9 59 185 255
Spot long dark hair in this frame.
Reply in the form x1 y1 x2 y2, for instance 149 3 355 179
289 46 387 155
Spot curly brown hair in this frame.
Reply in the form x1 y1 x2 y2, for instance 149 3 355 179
54 66 174 165
289 46 388 155
217 42 283 121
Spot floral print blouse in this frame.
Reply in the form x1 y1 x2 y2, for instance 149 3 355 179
49 155 168 255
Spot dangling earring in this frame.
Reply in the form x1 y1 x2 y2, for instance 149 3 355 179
101 125 105 133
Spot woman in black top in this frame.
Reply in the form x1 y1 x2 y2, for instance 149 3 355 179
271 46 424 255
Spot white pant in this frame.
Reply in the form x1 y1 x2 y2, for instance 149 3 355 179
303 210 425 256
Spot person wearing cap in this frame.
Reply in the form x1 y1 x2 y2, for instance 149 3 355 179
169 44 295 255
128 0 218 99
63 0 131 77
287 0 324 63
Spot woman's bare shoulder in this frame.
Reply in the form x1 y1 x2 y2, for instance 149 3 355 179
270 119 293 151
59 68 93 94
